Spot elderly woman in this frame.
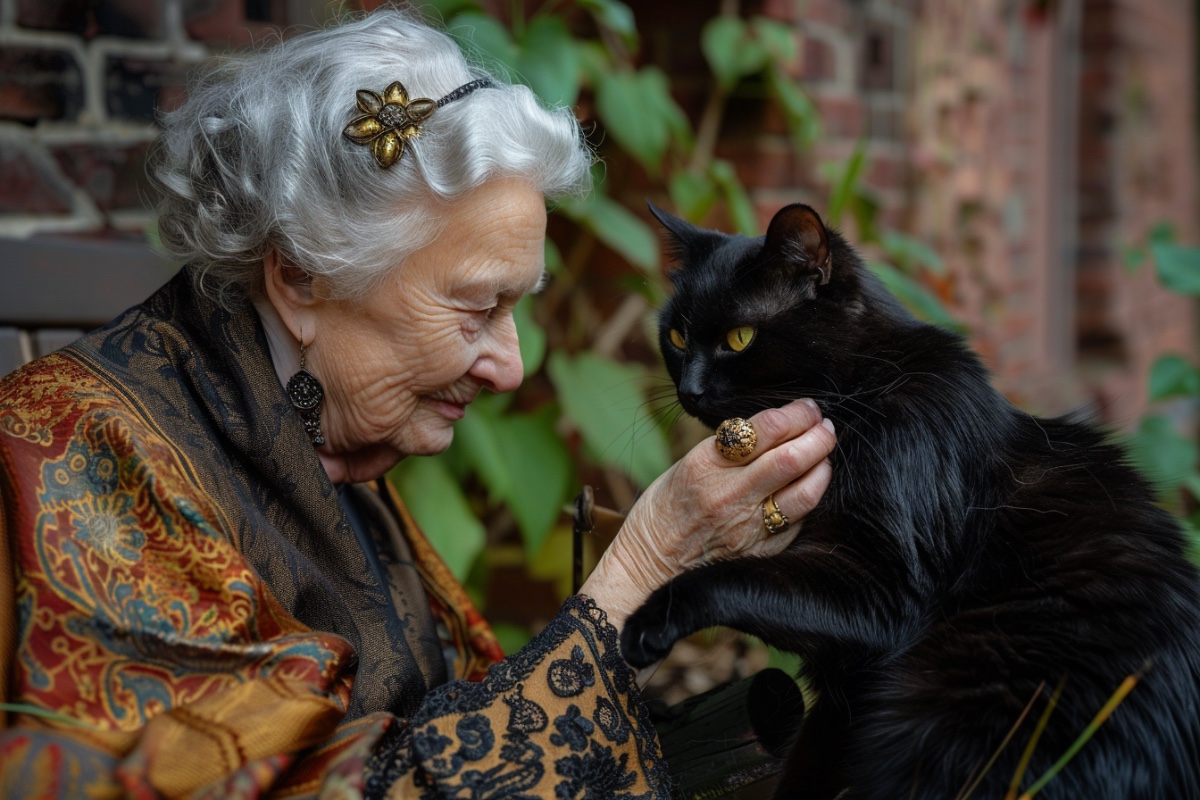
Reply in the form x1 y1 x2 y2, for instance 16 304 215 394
0 10 834 799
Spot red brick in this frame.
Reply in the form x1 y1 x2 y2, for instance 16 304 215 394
759 0 800 23
184 0 282 47
864 156 904 191
814 95 865 139
16 0 92 34
0 142 73 213
802 0 850 28
802 36 837 82
861 23 897 92
52 142 157 213
0 47 85 123
105 55 189 123
95 0 167 39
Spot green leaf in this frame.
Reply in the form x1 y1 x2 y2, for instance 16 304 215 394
701 16 746 89
750 17 798 64
494 407 574 555
881 230 946 275
827 142 867 228
669 170 719 222
1183 473 1200 504
766 64 821 149
868 262 964 333
1149 220 1177 246
560 190 659 271
449 12 519 73
526 524 575 601
517 16 581 106
1148 354 1200 402
547 350 671 487
452 401 511 502
1122 243 1147 273
766 646 803 676
575 40 613 85
701 16 767 90
709 159 759 236
1125 415 1199 494
849 189 881 245
514 295 547 376
490 621 533 655
618 273 668 306
594 67 686 176
388 457 486 580
1182 516 1200 566
418 0 483 22
544 237 564 274
1152 242 1200 295
577 0 638 46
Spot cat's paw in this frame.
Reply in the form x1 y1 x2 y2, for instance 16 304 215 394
620 609 679 667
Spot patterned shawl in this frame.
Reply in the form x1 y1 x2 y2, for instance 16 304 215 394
0 271 667 799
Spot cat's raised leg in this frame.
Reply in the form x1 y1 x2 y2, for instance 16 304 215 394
620 546 914 667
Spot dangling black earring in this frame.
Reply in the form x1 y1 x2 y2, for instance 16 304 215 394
287 340 326 447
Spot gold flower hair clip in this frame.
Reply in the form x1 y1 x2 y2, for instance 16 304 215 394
342 78 495 169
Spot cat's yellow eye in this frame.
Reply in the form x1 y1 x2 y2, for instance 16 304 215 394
669 329 686 350
726 326 756 352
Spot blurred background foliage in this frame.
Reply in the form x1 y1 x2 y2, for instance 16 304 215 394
389 1 1200 658
1127 237 1200 561
387 0 985 653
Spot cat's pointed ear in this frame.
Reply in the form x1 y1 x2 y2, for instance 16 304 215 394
647 201 699 242
647 201 724 270
765 204 832 285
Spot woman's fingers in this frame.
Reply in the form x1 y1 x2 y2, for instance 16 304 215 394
750 455 834 557
708 399 825 468
745 413 837 498
582 400 836 628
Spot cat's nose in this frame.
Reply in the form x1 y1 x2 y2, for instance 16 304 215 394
678 389 705 411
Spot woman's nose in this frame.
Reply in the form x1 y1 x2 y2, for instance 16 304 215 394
471 316 524 393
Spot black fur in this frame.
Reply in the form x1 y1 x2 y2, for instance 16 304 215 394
622 203 1200 799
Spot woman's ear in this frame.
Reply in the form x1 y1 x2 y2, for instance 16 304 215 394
261 249 319 343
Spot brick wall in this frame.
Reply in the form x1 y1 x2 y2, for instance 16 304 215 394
2 0 1197 428
0 0 315 241
664 0 1198 425
1074 0 1199 426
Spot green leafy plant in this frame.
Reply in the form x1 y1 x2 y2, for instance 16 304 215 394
1124 233 1200 561
392 0 822 626
822 141 962 333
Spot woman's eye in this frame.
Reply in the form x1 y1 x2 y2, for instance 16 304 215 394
726 326 755 352
668 329 686 350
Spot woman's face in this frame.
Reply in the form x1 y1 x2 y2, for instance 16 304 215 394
307 177 547 479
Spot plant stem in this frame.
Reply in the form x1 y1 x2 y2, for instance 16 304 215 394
0 703 89 728
1005 674 1066 800
687 0 740 175
510 0 525 40
956 681 1045 800
1018 665 1147 800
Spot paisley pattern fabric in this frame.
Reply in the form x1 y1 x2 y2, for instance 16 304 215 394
0 271 668 799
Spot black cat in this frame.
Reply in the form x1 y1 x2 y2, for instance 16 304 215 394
622 203 1200 799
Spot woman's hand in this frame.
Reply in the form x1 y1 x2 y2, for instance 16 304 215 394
580 398 836 632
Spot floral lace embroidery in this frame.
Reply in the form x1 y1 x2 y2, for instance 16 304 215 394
365 595 670 799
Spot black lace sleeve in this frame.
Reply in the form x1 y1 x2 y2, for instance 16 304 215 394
365 595 671 799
